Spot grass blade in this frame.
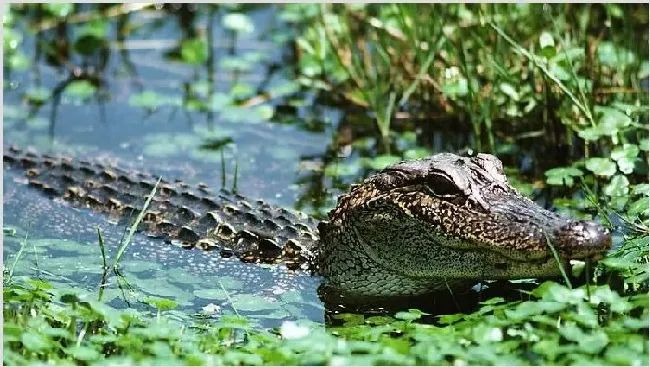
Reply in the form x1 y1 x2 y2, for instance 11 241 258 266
112 176 162 271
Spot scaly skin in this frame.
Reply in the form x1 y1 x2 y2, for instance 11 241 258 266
4 146 612 297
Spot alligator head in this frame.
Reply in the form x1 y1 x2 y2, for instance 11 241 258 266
317 153 611 297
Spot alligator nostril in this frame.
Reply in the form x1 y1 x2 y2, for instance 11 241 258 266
556 220 612 253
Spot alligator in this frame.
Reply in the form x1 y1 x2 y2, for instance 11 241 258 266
3 145 612 297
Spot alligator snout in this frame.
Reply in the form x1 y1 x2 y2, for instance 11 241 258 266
553 219 612 258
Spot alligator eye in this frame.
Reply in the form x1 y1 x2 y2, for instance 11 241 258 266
425 175 460 197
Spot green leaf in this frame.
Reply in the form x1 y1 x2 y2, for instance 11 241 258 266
367 155 402 170
597 41 636 68
603 174 630 197
74 34 105 56
254 105 274 120
577 127 605 142
193 288 228 301
64 80 96 99
499 83 520 101
230 294 278 311
395 309 425 322
129 91 166 109
548 63 570 80
21 331 51 352
611 144 639 174
627 197 649 217
26 278 53 290
142 296 178 311
4 27 22 51
545 167 583 186
25 88 51 106
209 93 233 111
7 52 30 69
585 157 616 177
44 3 74 18
66 345 101 361
180 39 208 65
539 31 555 58
633 183 649 196
639 138 649 152
596 106 632 129
442 78 468 98
222 13 255 34
324 161 361 178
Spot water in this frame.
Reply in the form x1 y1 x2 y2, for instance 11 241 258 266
3 4 336 327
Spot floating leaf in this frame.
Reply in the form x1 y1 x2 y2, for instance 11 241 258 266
230 294 277 312
222 13 254 34
63 80 96 99
192 288 228 301
142 296 178 311
180 38 208 65
129 91 166 109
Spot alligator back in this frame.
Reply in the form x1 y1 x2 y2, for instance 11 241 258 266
3 146 319 270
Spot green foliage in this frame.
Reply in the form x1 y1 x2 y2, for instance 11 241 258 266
180 38 208 65
4 271 648 365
